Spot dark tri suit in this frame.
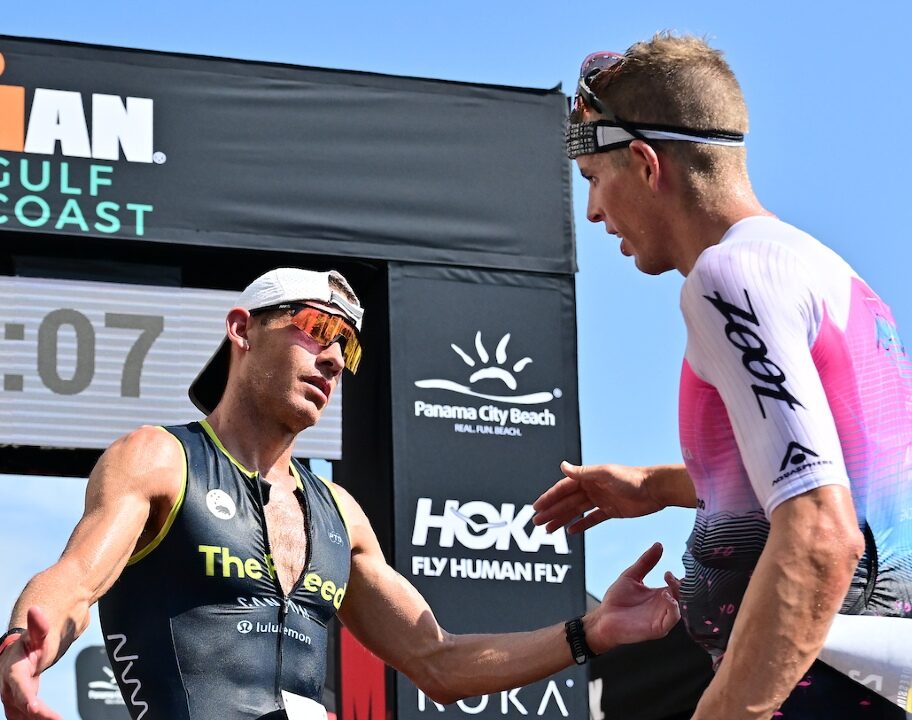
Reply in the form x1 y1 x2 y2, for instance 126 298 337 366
98 421 351 720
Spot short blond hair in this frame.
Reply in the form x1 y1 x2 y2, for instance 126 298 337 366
588 33 749 193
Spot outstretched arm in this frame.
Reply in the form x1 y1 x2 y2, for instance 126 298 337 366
532 461 696 535
0 426 184 720
335 486 679 704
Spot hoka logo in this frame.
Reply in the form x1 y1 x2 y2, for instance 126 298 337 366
412 498 569 555
417 680 570 716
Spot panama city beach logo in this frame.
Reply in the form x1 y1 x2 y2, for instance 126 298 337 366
414 331 560 437
0 51 158 237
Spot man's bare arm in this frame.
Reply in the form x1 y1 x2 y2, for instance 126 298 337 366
0 426 184 719
691 485 864 719
335 484 679 704
533 462 696 535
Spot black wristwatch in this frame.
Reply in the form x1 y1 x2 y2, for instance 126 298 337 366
564 616 595 665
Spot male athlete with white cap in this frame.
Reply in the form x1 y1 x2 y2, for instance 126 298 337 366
0 267 680 720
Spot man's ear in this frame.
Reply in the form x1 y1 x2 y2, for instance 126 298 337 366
628 139 662 192
226 307 252 351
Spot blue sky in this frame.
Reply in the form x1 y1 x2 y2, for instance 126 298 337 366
2 1 911 713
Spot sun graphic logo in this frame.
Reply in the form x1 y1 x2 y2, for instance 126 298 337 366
415 331 558 404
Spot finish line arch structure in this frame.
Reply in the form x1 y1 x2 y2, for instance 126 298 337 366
0 35 709 720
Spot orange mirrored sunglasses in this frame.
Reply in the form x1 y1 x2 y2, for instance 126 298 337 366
255 303 362 373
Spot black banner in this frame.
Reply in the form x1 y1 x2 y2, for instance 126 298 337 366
389 263 585 719
0 35 574 274
75 646 130 720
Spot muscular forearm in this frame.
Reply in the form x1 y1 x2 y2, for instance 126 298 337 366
406 622 578 704
693 489 863 719
405 545 677 703
9 559 95 669
644 464 696 508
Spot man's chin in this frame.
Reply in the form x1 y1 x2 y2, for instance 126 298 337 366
274 395 324 433
294 403 324 430
634 256 673 276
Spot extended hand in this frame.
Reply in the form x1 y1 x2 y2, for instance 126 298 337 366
0 607 62 720
585 543 680 653
532 461 661 534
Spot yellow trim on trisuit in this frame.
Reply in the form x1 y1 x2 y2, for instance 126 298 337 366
200 419 302 488
317 475 352 543
127 426 188 566
199 419 257 478
290 463 305 491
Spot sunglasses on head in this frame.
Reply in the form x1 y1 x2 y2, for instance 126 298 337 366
566 50 746 159
253 303 363 374
574 51 625 117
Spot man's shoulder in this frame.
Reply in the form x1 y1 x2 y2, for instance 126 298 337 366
93 424 187 494
703 216 810 264
114 424 187 456
687 218 825 295
721 215 818 246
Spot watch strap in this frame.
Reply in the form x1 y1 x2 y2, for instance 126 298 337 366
0 627 25 656
564 616 595 665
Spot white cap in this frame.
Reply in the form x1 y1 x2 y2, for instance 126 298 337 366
188 268 363 414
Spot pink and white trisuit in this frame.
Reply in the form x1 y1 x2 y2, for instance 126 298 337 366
678 215 912 661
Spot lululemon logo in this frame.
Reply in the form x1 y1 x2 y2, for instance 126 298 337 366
236 621 253 634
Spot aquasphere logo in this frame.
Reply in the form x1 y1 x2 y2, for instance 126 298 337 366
414 331 560 437
0 50 158 237
773 440 832 486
